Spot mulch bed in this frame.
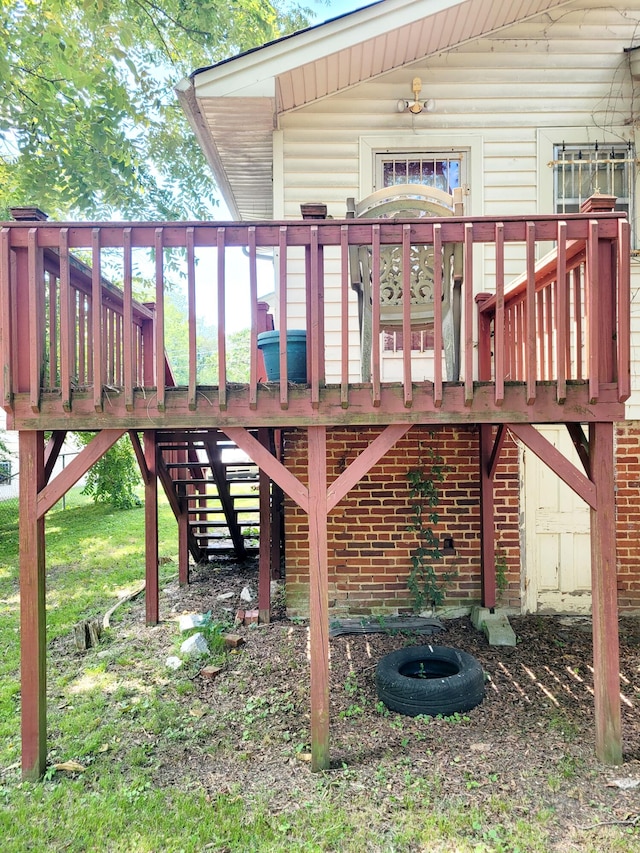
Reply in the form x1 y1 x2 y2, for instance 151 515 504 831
99 556 640 848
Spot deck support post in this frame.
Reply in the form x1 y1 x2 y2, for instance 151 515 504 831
479 425 496 609
19 430 47 780
589 422 622 765
308 425 330 771
143 430 159 625
258 428 272 623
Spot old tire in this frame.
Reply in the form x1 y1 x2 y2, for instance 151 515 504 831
375 645 484 717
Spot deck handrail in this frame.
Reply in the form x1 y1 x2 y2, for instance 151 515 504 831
477 215 630 406
0 204 629 426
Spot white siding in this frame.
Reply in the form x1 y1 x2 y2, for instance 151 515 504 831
276 0 640 396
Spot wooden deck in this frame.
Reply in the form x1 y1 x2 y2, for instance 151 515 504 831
3 198 631 779
0 201 630 430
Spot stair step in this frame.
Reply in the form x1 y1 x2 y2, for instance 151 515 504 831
187 508 258 515
164 462 208 470
173 478 217 485
190 520 259 529
184 494 257 503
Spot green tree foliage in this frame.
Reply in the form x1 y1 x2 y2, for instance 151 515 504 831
77 433 142 509
0 0 309 220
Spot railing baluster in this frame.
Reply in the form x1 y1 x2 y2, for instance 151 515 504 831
77 290 85 386
186 227 197 411
432 223 443 407
573 266 583 381
108 306 115 385
249 226 258 410
217 228 227 411
464 223 474 405
28 228 43 413
310 225 320 408
536 290 545 380
154 228 166 411
123 228 134 411
48 271 58 389
91 228 103 412
494 223 505 405
371 224 381 407
587 220 599 403
545 284 553 382
0 229 12 409
115 312 122 387
58 228 75 412
515 301 523 380
618 219 631 402
525 222 536 405
402 223 412 407
278 226 288 410
340 225 349 408
555 222 567 403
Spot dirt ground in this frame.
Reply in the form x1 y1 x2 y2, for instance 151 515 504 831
80 556 640 849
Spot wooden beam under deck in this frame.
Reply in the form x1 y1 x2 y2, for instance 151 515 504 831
6 381 626 432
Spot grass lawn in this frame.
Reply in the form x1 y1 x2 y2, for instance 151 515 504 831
0 492 639 852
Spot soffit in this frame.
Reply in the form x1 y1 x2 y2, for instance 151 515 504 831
198 98 275 221
275 0 573 111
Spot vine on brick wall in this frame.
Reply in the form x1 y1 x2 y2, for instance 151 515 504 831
406 445 454 612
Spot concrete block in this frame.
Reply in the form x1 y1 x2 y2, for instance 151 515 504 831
484 614 517 647
471 606 493 630
471 606 517 647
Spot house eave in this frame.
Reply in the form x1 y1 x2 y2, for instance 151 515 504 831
178 0 578 220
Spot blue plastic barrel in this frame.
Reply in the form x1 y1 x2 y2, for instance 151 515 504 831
257 330 307 383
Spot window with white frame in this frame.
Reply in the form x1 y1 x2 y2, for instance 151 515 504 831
552 141 634 217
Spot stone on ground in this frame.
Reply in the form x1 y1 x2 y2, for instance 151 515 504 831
178 613 207 632
181 632 210 656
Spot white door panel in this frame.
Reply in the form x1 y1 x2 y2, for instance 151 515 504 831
523 426 591 614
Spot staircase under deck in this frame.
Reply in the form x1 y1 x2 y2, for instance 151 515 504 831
3 198 630 778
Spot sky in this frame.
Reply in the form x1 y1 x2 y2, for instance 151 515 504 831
308 0 373 23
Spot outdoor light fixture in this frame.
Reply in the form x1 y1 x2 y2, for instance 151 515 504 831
397 77 435 114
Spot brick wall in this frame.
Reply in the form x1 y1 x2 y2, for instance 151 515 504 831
283 425 521 618
616 421 640 612
282 421 640 618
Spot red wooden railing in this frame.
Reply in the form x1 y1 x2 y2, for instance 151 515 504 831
477 200 630 407
0 203 629 422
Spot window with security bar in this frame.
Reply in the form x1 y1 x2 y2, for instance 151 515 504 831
376 152 463 192
552 142 634 217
